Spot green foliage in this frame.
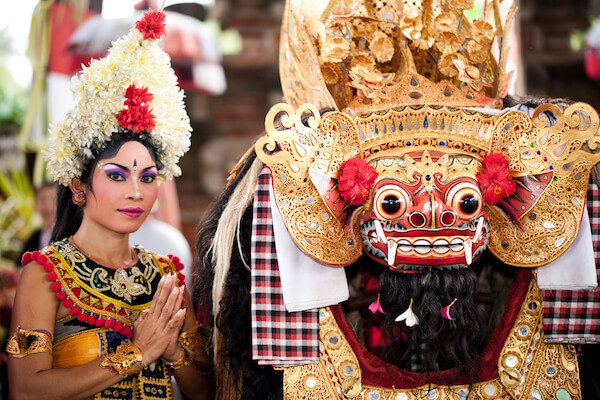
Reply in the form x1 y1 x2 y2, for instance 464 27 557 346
0 67 27 130
0 168 38 263
0 28 27 131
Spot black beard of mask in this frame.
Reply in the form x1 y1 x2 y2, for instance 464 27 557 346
377 268 486 382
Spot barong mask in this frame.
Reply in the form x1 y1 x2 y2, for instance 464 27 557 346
255 0 600 270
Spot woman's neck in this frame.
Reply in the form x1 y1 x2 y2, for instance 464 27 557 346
71 222 134 268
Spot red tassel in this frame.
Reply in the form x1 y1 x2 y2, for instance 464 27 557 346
169 255 180 264
175 262 184 271
104 319 115 329
113 322 123 333
70 306 80 316
43 262 54 272
96 318 105 327
37 254 48 264
77 313 87 322
87 315 96 325
177 273 185 285
51 282 61 292
56 291 67 301
127 331 134 339
31 251 40 261
120 325 131 336
21 253 32 266
62 299 73 308
47 272 57 281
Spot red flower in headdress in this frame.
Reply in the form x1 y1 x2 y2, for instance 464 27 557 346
476 153 516 205
136 9 167 40
338 158 378 205
124 85 153 107
117 105 156 133
117 84 156 133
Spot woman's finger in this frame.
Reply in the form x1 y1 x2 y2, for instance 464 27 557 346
158 285 181 324
166 308 186 333
169 286 185 317
148 274 169 315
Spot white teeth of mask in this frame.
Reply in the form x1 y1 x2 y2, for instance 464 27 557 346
464 239 473 265
387 240 398 266
473 217 484 242
374 220 387 243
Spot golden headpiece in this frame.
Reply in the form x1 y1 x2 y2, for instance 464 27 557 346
280 0 515 113
254 0 600 270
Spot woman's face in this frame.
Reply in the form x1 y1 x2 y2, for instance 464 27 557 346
82 140 159 234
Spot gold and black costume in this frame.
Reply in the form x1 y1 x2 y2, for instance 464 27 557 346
22 238 185 400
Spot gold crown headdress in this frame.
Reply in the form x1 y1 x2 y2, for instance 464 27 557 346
44 9 191 186
280 0 516 113
255 0 600 269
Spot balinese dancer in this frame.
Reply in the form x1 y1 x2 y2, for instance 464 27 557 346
195 0 600 399
8 9 210 400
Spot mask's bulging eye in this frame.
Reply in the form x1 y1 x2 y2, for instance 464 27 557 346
446 182 483 219
374 184 412 220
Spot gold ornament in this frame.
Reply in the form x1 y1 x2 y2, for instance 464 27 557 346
279 0 517 113
256 102 600 268
281 278 581 400
7 328 53 358
100 340 146 377
162 326 201 370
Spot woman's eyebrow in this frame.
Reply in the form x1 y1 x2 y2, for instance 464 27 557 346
141 165 157 173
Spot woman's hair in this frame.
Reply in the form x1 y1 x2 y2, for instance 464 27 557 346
50 132 157 242
193 150 284 399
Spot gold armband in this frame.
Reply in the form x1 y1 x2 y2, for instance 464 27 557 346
162 326 201 370
6 327 53 358
100 340 146 377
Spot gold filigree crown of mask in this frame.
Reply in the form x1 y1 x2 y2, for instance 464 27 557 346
280 0 515 113
256 103 600 268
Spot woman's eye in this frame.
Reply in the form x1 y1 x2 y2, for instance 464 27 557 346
107 172 126 181
373 184 412 220
141 174 156 183
446 182 483 219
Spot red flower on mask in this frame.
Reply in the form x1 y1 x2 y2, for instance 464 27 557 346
338 158 378 205
476 153 516 205
136 9 167 40
117 85 156 133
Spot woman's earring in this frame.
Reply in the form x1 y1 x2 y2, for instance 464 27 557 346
72 191 86 206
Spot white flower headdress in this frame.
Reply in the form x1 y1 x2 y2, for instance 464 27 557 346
44 10 191 185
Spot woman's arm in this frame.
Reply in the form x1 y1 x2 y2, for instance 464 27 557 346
9 265 184 400
8 262 125 400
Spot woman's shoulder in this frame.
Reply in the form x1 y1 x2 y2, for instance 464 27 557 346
20 238 67 268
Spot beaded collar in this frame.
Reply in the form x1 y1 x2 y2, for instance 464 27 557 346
22 238 185 339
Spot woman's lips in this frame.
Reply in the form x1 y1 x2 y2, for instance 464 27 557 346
119 208 144 218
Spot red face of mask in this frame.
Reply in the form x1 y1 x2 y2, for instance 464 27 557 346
359 151 488 271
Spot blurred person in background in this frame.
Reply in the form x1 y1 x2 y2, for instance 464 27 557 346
20 182 57 259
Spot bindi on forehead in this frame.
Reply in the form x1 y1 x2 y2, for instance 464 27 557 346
133 158 138 171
